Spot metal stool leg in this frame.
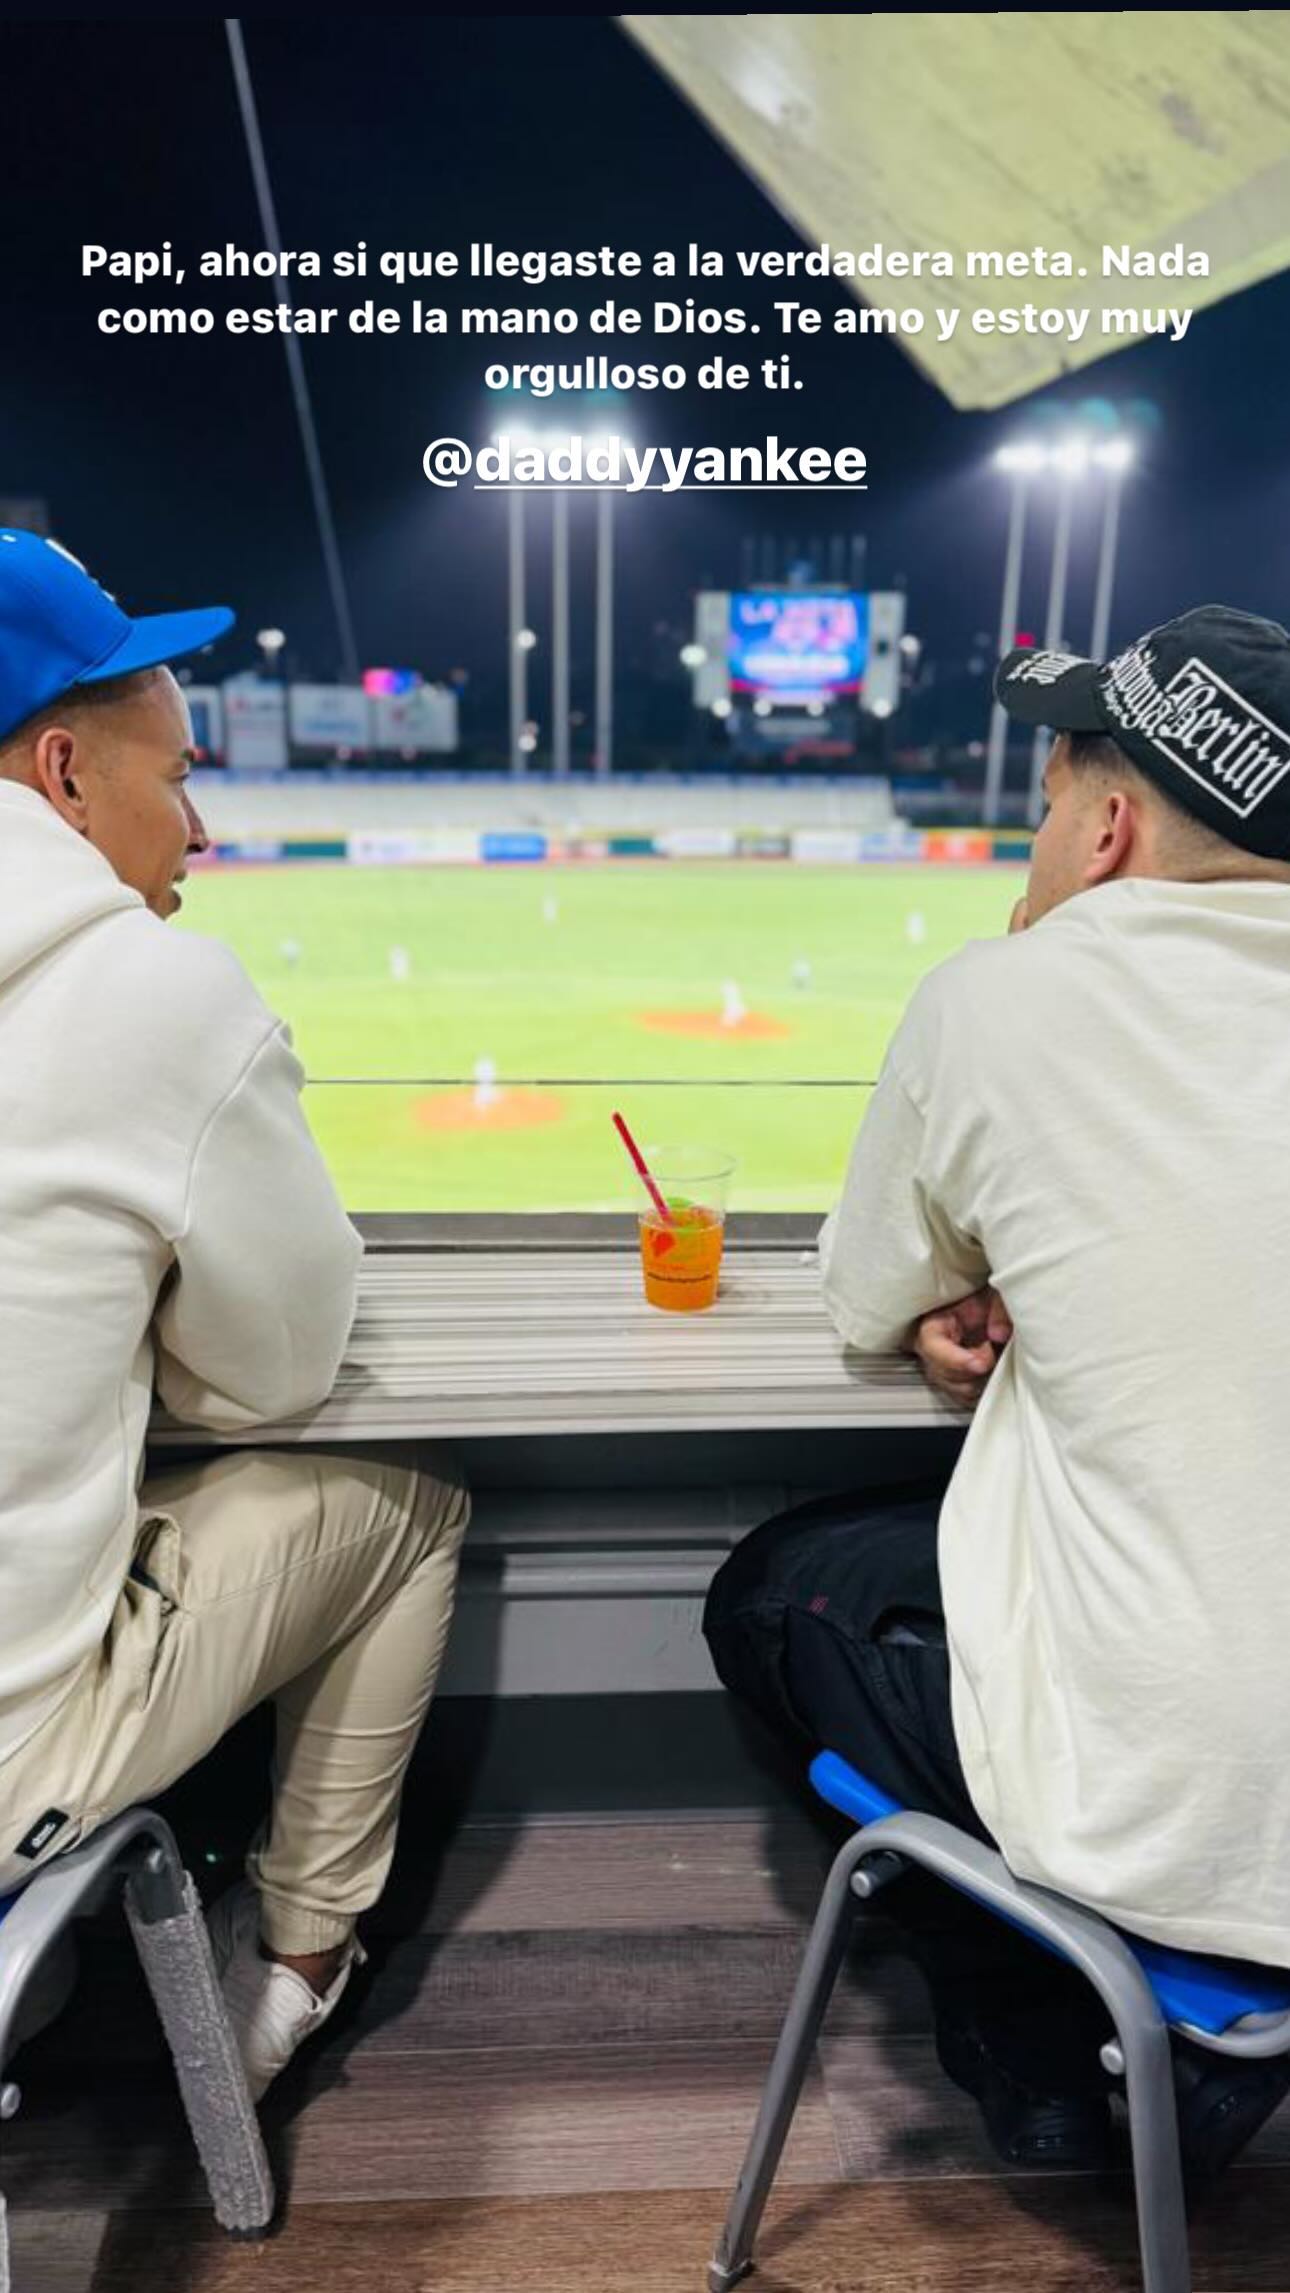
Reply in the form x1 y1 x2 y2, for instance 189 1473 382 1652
124 1828 274 2239
708 1832 900 2292
1101 2021 1191 2293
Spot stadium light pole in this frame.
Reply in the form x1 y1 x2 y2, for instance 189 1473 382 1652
1089 437 1135 662
984 443 1045 826
594 486 614 779
1028 439 1089 824
590 429 627 780
552 485 570 777
508 492 526 777
225 21 360 685
498 426 539 776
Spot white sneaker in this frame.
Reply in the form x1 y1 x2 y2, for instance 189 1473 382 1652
203 1879 367 2103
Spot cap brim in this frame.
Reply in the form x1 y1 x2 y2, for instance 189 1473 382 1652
75 605 235 685
993 646 1109 730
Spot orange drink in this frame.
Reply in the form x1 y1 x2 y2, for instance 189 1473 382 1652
639 1200 726 1311
632 1148 736 1313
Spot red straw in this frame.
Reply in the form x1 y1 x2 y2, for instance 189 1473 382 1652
612 1110 673 1225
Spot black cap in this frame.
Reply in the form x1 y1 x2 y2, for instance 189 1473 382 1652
994 606 1290 858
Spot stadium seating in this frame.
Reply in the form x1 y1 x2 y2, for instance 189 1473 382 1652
187 768 899 844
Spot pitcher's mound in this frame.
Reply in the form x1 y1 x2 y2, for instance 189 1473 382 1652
414 1090 567 1132
637 1009 792 1040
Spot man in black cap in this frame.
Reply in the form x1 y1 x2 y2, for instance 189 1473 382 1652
705 607 1290 2185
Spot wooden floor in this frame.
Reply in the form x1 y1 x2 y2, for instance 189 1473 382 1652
8 1807 1290 2291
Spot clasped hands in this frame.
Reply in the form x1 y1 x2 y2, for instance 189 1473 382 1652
907 1284 1014 1412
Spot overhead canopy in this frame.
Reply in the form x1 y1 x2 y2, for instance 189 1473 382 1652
622 12 1290 408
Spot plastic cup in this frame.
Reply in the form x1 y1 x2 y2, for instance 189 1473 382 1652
634 1147 736 1312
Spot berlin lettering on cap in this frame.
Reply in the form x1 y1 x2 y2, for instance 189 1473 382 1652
993 605 1290 859
0 528 233 746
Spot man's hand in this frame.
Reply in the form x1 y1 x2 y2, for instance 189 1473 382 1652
907 1284 1014 1412
1008 895 1030 934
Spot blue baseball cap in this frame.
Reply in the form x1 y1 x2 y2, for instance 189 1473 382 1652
0 528 234 744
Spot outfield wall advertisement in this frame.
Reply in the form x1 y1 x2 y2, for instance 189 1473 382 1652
205 825 1027 868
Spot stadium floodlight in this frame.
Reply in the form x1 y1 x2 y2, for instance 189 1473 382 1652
753 697 773 718
680 643 707 670
517 628 538 651
518 729 538 755
995 442 1048 476
711 697 733 719
1093 437 1135 472
1049 437 1091 481
870 696 894 719
256 628 286 682
805 701 825 719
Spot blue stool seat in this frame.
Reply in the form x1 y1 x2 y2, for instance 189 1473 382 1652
811 1749 1290 2040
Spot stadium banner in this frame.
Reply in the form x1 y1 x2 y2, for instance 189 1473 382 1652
480 831 548 863
421 830 484 864
348 828 481 865
567 836 610 862
213 837 284 862
735 831 792 859
212 838 350 864
790 828 864 864
369 685 458 754
858 824 926 862
288 684 370 752
992 834 1033 862
607 834 660 857
922 829 995 864
655 825 737 859
222 680 289 771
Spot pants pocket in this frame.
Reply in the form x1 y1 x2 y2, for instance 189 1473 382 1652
122 1511 182 1712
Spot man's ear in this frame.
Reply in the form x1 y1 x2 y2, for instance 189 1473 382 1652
31 726 90 833
1083 787 1135 886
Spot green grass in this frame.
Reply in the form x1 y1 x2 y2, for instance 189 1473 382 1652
177 863 1026 1210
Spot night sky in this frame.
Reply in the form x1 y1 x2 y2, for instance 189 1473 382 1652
6 16 1290 723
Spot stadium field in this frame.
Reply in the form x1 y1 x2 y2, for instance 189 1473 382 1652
179 862 1027 1212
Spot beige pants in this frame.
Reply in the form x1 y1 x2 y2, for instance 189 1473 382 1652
0 1450 469 1952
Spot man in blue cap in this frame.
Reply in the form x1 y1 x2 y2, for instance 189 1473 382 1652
707 606 1290 2193
0 532 469 2102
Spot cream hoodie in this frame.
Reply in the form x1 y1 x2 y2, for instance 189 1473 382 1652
0 781 362 1763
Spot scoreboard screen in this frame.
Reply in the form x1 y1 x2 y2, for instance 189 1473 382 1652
728 592 868 701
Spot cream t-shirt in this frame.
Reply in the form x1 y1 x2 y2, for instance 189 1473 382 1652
819 875 1290 1963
